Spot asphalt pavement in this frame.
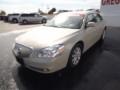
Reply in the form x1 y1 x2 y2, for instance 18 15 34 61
0 24 120 90
0 21 41 33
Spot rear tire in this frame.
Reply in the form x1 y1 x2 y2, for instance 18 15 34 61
100 28 106 42
42 19 46 23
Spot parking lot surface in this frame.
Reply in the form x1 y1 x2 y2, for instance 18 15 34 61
0 22 120 90
0 21 41 33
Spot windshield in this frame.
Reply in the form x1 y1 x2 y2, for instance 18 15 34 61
45 13 84 29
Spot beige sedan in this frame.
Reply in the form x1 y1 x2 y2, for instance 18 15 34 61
12 11 106 73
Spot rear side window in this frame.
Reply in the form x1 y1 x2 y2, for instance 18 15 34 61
21 14 34 17
8 14 19 16
12 14 19 15
21 14 28 17
21 13 40 17
29 14 35 17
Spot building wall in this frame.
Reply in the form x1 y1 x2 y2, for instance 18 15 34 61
101 0 120 27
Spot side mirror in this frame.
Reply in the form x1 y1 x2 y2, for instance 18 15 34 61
87 22 95 27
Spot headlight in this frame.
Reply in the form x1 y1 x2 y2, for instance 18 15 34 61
33 44 64 58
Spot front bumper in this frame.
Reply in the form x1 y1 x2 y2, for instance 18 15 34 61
12 43 69 73
14 54 67 74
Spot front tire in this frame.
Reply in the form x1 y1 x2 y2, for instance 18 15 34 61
12 19 18 23
67 44 82 68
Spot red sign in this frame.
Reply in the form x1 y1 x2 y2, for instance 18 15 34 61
102 0 120 5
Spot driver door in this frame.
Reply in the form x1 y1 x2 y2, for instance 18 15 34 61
83 14 98 51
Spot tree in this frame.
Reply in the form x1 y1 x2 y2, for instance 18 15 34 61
48 8 56 14
0 10 6 16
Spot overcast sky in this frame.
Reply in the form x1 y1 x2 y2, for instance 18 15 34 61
0 0 101 14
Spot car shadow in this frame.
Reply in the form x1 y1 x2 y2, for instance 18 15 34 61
12 41 104 90
7 21 44 25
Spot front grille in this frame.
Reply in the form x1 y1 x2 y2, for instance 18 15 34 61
14 43 32 57
16 56 25 65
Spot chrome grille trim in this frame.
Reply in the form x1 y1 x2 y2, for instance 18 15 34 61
13 43 33 57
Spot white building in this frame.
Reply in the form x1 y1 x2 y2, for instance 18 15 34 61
101 0 120 27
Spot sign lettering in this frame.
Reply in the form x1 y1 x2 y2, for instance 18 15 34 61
102 0 120 5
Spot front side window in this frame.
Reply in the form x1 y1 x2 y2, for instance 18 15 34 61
86 14 94 22
21 14 29 17
45 13 84 29
93 13 103 22
87 14 97 23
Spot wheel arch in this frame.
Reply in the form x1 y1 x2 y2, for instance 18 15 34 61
42 18 47 23
73 41 84 52
66 40 84 68
22 19 28 23
23 19 27 21
12 18 18 22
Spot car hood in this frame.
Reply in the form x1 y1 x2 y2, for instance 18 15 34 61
15 26 79 48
